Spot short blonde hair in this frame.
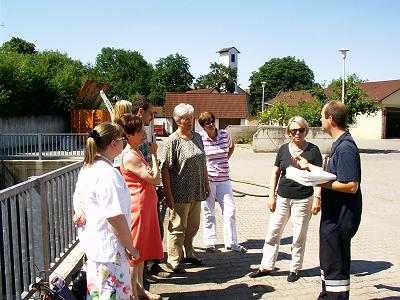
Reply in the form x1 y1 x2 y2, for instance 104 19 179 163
173 103 194 122
286 116 310 136
114 100 132 122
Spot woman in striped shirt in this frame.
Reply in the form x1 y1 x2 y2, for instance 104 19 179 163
199 111 247 253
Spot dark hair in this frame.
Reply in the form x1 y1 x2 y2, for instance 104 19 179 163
115 113 143 135
198 111 215 127
324 101 348 129
132 96 153 114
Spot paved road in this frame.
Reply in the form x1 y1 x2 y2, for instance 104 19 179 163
150 140 400 299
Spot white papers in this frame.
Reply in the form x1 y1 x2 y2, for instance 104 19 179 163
286 166 337 187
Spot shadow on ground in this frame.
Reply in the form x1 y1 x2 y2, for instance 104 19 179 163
351 260 393 276
293 260 393 279
159 283 274 300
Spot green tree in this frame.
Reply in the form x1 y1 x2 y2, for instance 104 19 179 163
257 100 292 126
257 74 377 127
90 47 153 99
325 74 377 125
1 37 36 54
194 63 237 93
0 49 87 116
249 56 316 114
149 54 194 106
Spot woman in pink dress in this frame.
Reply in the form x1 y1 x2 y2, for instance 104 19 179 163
116 113 163 300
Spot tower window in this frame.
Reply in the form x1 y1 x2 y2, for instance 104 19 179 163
231 54 235 63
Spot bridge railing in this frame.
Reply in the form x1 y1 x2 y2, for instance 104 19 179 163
0 133 88 160
0 161 83 299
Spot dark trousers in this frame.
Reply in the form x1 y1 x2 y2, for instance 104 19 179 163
318 202 361 300
146 188 167 271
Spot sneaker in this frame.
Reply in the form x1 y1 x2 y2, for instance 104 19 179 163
227 244 247 253
143 273 158 284
149 264 172 278
181 256 203 266
287 272 300 282
249 269 271 278
206 246 216 253
165 263 186 273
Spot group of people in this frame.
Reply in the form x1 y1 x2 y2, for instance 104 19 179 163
249 101 362 300
73 99 362 300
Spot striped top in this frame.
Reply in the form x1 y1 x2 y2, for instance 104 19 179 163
201 129 233 182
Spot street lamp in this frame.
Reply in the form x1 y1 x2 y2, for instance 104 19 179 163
261 81 266 113
339 48 349 103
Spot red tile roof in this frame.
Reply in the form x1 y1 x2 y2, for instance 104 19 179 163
165 92 249 119
269 90 315 106
358 79 400 102
186 88 218 94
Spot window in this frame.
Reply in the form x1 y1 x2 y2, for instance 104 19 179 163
231 54 235 63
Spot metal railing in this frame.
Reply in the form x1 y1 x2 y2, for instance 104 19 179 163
0 161 83 299
0 133 88 160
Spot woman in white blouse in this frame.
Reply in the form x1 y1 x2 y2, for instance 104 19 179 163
73 122 139 300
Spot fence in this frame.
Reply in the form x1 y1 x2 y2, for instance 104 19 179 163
0 161 82 299
0 133 88 160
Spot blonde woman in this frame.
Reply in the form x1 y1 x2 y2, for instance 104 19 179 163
73 122 138 299
113 99 133 168
249 116 322 282
114 99 133 122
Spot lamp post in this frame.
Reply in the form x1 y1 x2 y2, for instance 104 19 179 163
339 48 349 103
261 81 266 113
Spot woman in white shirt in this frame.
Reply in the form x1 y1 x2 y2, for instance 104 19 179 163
73 122 139 300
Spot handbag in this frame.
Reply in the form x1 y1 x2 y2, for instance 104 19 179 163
71 269 87 300
32 276 77 300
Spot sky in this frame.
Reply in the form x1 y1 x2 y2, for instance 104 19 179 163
1 0 399 88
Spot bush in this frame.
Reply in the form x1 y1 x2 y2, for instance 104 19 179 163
257 99 324 127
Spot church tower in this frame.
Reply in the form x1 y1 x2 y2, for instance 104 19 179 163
217 47 240 83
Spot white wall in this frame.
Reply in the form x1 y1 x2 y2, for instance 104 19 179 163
218 53 230 68
218 49 238 70
349 110 383 139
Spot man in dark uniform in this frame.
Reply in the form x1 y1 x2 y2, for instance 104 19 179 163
319 101 362 299
295 101 362 299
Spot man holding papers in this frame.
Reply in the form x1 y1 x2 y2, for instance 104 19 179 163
295 101 362 300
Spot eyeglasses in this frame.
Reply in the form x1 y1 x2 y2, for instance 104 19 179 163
204 120 215 125
115 137 125 141
289 128 306 135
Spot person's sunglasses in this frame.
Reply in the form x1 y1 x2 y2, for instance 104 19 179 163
205 120 215 125
289 128 306 135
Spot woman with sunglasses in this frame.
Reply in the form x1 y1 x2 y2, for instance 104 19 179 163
249 116 322 282
116 114 163 300
198 111 247 253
